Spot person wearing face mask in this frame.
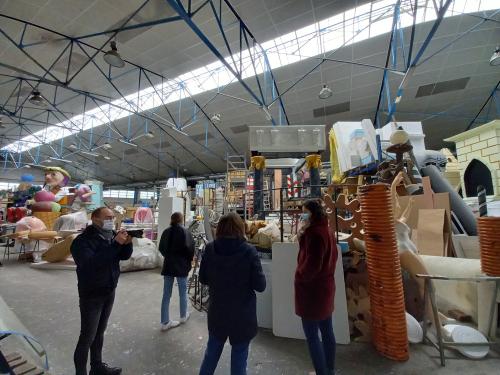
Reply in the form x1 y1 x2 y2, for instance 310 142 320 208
70 207 133 375
295 200 338 375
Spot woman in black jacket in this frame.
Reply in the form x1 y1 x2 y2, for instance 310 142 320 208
199 212 266 375
158 212 195 331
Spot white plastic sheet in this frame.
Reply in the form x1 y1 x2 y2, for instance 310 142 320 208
120 237 158 272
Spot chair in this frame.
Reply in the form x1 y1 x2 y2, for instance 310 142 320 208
2 235 27 262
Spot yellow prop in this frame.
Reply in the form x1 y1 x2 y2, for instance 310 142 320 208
305 154 321 169
251 156 266 170
329 129 344 184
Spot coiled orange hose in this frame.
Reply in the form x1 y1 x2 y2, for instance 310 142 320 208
477 217 500 276
360 184 409 362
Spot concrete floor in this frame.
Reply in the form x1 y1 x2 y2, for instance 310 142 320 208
0 261 499 375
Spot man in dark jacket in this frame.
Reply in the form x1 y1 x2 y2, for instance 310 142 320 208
71 207 133 375
158 212 195 330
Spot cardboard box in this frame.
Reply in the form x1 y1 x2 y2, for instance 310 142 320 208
415 209 451 257
399 192 454 256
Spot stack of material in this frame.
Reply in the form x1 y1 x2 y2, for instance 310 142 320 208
346 284 371 342
477 217 500 276
360 184 409 362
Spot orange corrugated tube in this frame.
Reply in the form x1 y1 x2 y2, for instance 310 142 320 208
360 183 409 362
478 217 500 276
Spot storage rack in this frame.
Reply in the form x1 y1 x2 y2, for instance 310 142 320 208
225 155 248 217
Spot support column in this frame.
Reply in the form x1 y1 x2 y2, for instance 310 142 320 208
306 154 322 198
251 155 266 219
133 188 140 205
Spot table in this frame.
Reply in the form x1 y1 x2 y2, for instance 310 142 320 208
417 273 500 366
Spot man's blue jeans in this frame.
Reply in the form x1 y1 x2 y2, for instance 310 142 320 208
301 317 336 375
199 334 250 375
161 276 188 324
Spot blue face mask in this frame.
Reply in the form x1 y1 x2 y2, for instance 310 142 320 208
300 213 310 222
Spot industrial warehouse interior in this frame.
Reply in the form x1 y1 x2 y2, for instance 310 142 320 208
1 0 500 374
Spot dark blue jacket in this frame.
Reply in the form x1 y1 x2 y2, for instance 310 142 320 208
199 238 266 344
71 225 133 298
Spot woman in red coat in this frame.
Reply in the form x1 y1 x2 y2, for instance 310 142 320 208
295 199 338 375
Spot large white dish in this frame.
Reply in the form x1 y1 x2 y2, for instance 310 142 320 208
448 325 489 359
406 312 423 343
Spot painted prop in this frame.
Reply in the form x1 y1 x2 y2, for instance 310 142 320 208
30 167 70 229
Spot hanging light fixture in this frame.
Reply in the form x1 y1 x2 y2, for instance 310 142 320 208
103 41 125 68
69 143 78 150
132 131 155 142
29 90 47 108
490 46 500 66
102 142 112 149
80 150 101 157
49 156 73 163
211 113 222 124
119 139 138 147
318 84 333 99
260 106 273 121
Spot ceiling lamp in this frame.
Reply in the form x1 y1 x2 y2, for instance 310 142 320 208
29 90 47 108
49 156 73 163
211 113 222 124
103 155 111 160
490 46 500 66
103 41 125 68
132 131 155 141
119 139 138 147
80 150 100 157
260 106 273 121
318 84 333 99
102 142 112 149
69 143 78 150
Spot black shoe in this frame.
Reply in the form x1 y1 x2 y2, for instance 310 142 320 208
89 363 122 375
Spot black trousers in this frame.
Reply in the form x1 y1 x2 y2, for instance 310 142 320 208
74 290 115 375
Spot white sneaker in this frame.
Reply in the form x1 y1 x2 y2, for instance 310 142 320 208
161 320 180 331
180 312 190 324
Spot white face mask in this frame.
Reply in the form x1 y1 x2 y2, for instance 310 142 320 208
102 219 115 231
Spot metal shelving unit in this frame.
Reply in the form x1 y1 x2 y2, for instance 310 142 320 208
225 155 248 217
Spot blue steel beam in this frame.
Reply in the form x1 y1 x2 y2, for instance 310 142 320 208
417 8 500 66
66 0 152 85
466 81 500 131
0 12 246 156
386 0 452 122
73 41 226 165
0 9 245 177
0 31 216 166
373 1 401 128
165 0 262 107
15 80 177 174
406 0 418 69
